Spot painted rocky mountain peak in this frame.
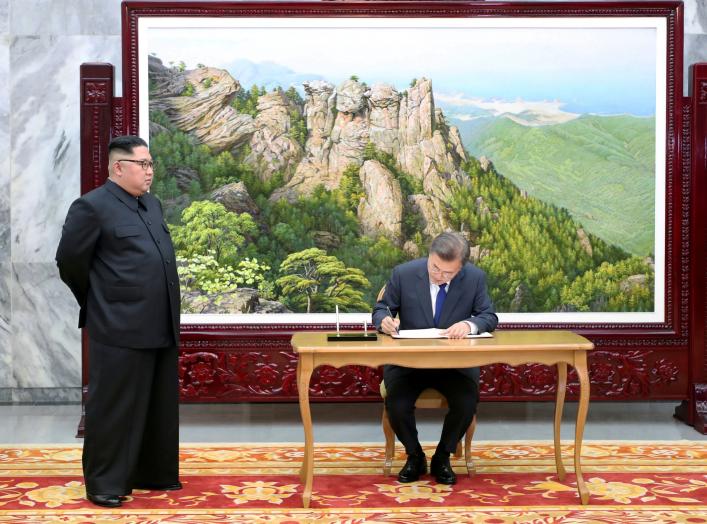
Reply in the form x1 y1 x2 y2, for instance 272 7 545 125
148 56 474 246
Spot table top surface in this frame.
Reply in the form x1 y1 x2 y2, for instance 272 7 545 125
291 330 594 354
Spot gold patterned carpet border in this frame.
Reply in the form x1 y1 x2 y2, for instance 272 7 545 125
1 441 706 523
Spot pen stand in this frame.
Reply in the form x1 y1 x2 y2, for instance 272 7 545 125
327 332 378 341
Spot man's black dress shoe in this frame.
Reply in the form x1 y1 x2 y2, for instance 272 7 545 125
132 481 183 491
86 493 122 507
397 453 427 483
431 454 457 485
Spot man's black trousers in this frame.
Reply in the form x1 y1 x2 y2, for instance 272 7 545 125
384 368 478 456
83 339 179 495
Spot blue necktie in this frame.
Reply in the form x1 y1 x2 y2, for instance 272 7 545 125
434 283 447 328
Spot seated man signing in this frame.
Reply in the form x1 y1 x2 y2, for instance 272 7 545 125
372 232 498 484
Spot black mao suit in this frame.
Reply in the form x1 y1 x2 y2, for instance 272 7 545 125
56 179 180 496
372 258 498 456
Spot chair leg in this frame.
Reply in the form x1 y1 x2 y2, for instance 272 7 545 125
382 405 396 476
465 414 477 476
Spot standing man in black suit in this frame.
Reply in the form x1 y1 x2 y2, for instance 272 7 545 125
372 232 498 485
56 136 181 508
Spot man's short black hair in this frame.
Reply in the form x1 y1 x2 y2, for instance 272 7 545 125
430 232 470 265
108 135 148 156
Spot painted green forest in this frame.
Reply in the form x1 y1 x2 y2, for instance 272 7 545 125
459 114 656 256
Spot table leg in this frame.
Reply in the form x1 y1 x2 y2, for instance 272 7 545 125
574 351 590 505
554 362 567 481
297 355 315 508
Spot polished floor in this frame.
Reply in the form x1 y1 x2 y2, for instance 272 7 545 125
0 401 705 444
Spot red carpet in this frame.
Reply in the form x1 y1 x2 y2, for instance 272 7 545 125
0 441 706 522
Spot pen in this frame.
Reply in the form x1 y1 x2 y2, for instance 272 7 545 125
335 304 340 335
385 306 399 334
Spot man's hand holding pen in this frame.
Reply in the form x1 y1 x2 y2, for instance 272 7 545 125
382 306 401 335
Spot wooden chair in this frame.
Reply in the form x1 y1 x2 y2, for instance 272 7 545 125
377 286 477 476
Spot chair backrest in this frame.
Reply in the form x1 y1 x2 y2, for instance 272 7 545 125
377 285 386 302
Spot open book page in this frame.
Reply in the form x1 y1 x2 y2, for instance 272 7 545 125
391 329 493 339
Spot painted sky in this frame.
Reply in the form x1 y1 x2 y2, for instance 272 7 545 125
148 24 658 116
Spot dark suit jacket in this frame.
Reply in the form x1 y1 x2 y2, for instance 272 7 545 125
56 180 180 348
372 257 498 384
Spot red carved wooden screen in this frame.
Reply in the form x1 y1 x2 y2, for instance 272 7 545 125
77 1 707 434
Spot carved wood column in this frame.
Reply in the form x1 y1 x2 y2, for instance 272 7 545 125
77 63 122 437
675 62 707 434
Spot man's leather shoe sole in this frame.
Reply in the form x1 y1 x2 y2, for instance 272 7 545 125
132 481 182 491
433 471 457 485
398 471 425 482
397 455 428 483
87 493 122 507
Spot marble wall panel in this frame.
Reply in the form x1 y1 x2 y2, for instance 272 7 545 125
0 38 8 249
11 387 80 403
684 0 707 94
0 276 9 387
9 0 121 37
685 34 707 93
0 32 10 390
11 262 80 389
0 1 7 35
0 259 11 390
685 0 707 35
91 0 123 37
10 35 120 265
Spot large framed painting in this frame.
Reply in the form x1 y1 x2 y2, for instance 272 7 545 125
135 5 671 326
80 1 703 407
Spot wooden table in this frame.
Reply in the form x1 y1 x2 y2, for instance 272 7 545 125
291 330 594 508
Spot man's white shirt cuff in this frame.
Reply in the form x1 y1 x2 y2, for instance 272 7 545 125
463 321 479 335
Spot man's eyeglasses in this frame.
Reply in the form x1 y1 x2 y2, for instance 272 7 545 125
428 263 460 280
116 159 155 171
